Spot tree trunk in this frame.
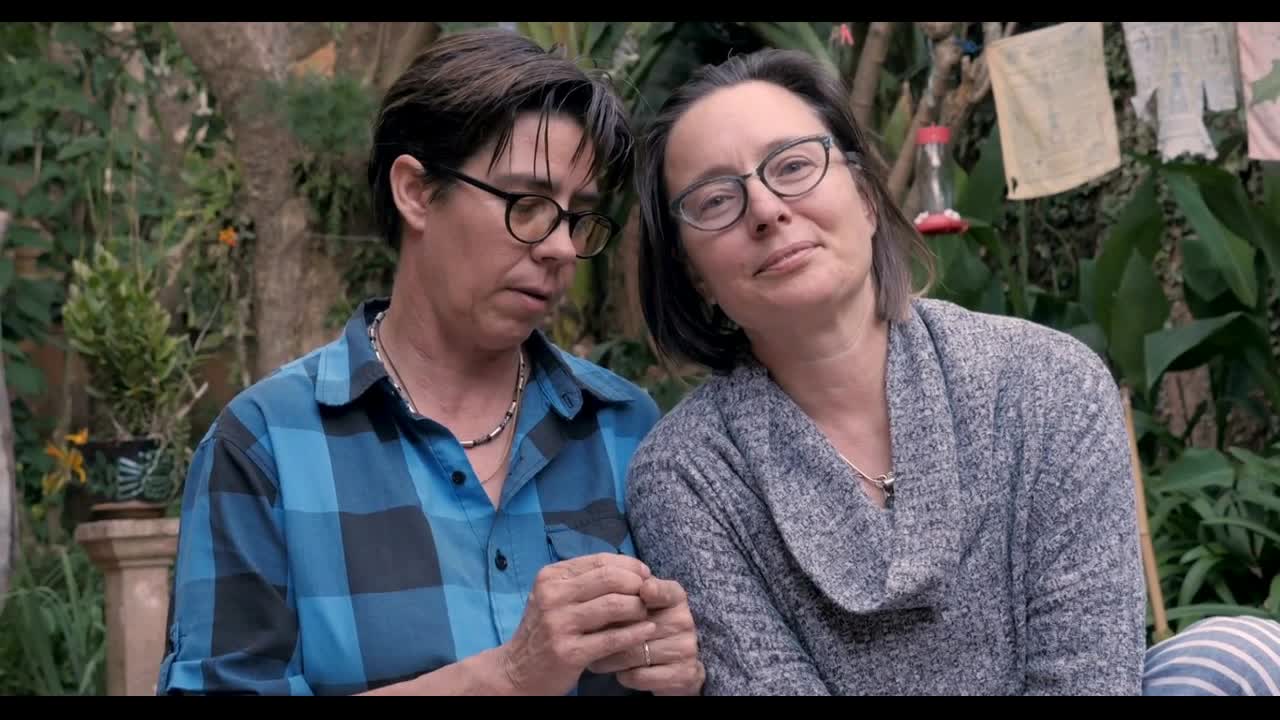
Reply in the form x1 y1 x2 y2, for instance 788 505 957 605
0 210 16 610
850 22 896 128
1157 242 1217 449
171 23 336 379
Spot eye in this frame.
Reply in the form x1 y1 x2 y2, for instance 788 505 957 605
699 193 733 212
776 157 816 175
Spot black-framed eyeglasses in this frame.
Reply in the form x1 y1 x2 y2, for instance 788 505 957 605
669 134 859 232
428 164 619 258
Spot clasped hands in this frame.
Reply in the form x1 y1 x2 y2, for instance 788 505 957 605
502 553 704 696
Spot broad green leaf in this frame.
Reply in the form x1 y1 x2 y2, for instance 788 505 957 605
0 162 35 183
5 359 45 396
1165 170 1258 308
1156 447 1236 494
1265 162 1280 222
1108 252 1169 395
54 135 106 162
956 125 1005 223
1093 174 1163 332
1239 489 1280 515
1172 162 1280 284
7 224 46 249
1178 555 1221 606
1078 258 1097 320
1179 545 1219 564
1066 323 1107 358
1143 312 1247 390
0 257 12 294
1180 235 1229 301
1201 517 1280 548
747 23 840 77
1164 603 1277 622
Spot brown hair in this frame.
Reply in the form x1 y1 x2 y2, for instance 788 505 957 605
368 28 634 249
635 48 935 373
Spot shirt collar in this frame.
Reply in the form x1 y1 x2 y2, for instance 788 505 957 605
314 297 634 417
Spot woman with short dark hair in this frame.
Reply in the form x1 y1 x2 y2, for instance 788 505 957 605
159 29 703 696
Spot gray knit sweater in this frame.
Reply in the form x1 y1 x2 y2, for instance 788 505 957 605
626 298 1147 695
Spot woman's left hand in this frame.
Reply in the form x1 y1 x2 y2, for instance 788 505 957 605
587 577 705 695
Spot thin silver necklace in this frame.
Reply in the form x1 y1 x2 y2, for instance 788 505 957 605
369 309 526 449
838 452 895 507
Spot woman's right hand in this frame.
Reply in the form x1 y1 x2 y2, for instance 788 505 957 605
499 553 660 695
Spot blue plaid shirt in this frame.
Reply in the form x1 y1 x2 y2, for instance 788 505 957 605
157 298 661 695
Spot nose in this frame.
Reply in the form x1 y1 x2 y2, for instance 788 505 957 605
742 177 790 236
530 216 578 264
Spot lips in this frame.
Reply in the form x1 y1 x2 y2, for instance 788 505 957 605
509 286 555 304
756 241 818 275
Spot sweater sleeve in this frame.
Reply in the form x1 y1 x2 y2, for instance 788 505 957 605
626 454 831 696
1021 351 1147 695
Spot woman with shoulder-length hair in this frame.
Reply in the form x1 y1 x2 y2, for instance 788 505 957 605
625 46 1280 696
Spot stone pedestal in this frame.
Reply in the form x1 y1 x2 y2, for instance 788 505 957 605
75 518 180 696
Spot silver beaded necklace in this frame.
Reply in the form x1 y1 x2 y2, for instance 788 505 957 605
369 309 527 448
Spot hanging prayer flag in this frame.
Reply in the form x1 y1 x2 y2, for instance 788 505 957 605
1237 22 1280 161
1122 22 1238 161
987 22 1122 200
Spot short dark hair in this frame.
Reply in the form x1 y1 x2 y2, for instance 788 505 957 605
635 48 935 374
368 29 634 250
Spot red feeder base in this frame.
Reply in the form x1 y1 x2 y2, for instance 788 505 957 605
914 213 970 235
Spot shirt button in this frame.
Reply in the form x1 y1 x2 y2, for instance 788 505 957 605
451 471 465 485
494 551 508 571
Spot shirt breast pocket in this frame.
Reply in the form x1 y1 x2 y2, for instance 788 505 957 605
545 508 630 562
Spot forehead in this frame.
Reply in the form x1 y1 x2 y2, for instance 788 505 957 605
664 81 828 188
473 111 601 192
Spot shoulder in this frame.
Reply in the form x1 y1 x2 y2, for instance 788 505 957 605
626 373 737 489
554 346 662 431
910 297 1117 404
196 346 328 471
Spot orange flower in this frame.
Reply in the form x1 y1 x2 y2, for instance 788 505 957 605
42 438 87 497
218 227 238 247
66 427 89 446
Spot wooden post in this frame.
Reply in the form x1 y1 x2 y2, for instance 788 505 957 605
1121 386 1173 642
0 210 15 608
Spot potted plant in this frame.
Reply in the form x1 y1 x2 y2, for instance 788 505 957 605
60 242 208 520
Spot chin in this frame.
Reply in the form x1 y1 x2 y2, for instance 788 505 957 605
764 267 848 308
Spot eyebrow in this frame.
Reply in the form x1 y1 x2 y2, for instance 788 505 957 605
490 172 602 206
682 135 814 188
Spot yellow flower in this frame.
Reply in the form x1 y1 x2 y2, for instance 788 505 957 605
66 428 89 446
67 447 86 485
42 470 65 497
41 439 87 498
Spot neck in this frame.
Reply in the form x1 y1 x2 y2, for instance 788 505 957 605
748 286 890 439
377 292 523 420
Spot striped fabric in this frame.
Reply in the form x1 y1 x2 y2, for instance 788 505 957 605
1142 616 1280 696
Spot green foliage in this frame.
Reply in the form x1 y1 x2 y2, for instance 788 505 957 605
1148 445 1280 627
61 243 199 442
265 70 386 328
275 71 377 239
0 539 106 696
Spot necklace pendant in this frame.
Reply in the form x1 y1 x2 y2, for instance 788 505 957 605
879 473 895 504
